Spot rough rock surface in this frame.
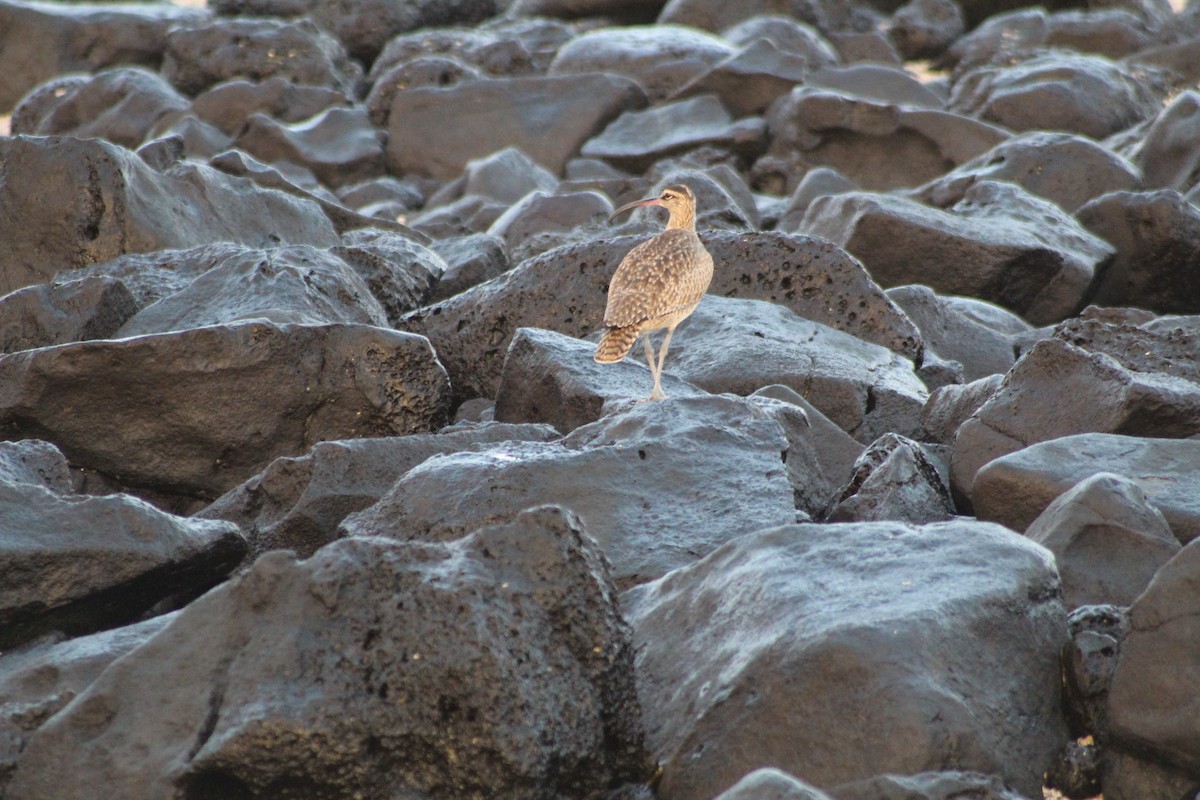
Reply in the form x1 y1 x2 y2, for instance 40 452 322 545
0 440 73 492
0 276 138 354
827 433 955 523
0 482 245 649
6 506 651 800
623 519 1068 799
341 395 796 588
0 322 451 502
662 296 929 442
199 423 560 559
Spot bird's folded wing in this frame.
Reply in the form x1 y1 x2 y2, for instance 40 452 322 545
602 231 710 328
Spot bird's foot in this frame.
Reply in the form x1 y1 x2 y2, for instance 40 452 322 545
641 387 667 402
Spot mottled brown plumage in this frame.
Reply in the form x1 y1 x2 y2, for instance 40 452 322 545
595 184 713 400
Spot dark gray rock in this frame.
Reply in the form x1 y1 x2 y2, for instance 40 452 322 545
549 24 733 102
886 285 1023 382
386 73 646 179
659 296 928 442
805 63 945 109
659 0 881 36
508 0 663 21
162 18 360 96
951 330 1200 509
199 423 559 559
0 0 207 113
912 131 1142 213
0 276 138 355
494 327 707 433
1125 90 1200 192
0 613 176 790
10 66 189 148
721 16 839 65
279 0 500 64
191 76 349 136
1025 472 1181 608
827 433 955 523
1100 750 1200 800
1107 537 1200 777
116 244 388 336
715 768 834 800
826 31 904 65
408 194 508 239
6 506 650 799
0 482 245 650
0 440 72 493
582 95 766 174
671 38 818 117
0 136 338 297
0 321 451 502
233 107 385 190
764 89 1009 192
488 190 614 256
887 0 965 60
622 519 1067 799
1044 9 1161 59
920 373 1004 444
750 384 865 500
342 395 796 588
454 146 560 205
945 7 1161 68
830 771 1033 800
402 231 922 405
949 51 1164 140
336 175 424 216
1077 190 1200 315
972 434 1200 544
800 181 1113 325
428 233 511 301
332 228 444 324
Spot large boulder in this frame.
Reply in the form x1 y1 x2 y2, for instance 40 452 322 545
0 322 451 503
386 73 646 179
661 296 929 442
6 506 651 799
0 136 338 296
0 481 245 650
950 319 1200 504
763 88 1009 192
199 423 560 559
402 231 921 405
622 519 1068 799
972 434 1200 544
341 395 797 588
1106 537 1200 783
0 0 207 112
799 181 1113 325
1025 472 1181 609
1077 190 1200 315
115 244 389 336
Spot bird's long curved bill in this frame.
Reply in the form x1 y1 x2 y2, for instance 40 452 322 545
608 196 664 222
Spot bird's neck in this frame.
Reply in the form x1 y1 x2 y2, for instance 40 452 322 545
666 211 695 230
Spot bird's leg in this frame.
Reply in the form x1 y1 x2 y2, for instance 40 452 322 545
641 334 664 401
648 328 675 401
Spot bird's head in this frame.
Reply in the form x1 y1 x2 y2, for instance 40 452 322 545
608 184 696 229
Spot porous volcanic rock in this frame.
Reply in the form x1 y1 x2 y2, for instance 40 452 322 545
0 440 72 492
623 519 1067 799
0 322 451 502
6 506 651 800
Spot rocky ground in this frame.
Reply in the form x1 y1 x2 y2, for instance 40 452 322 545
1 0 1199 797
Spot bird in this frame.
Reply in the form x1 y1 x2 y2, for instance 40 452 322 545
594 184 714 401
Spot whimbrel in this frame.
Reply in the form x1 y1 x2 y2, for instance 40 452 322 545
594 184 714 400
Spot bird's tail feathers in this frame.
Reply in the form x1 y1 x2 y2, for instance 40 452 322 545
594 325 640 363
